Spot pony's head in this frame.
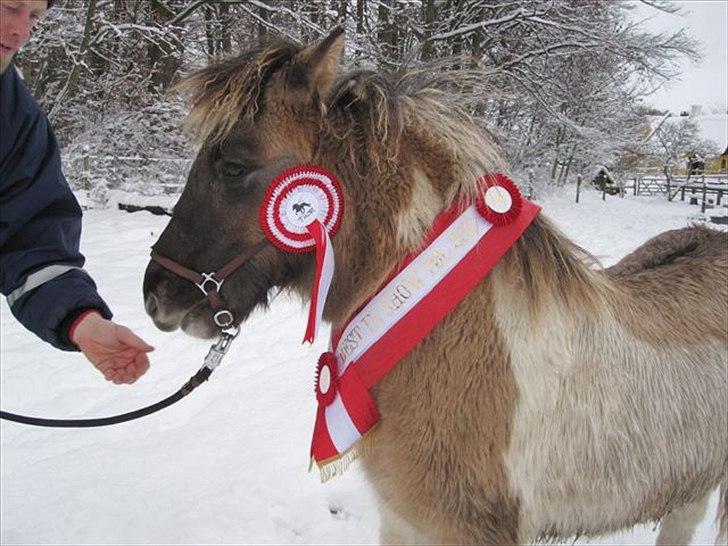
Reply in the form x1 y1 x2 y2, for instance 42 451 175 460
143 28 503 338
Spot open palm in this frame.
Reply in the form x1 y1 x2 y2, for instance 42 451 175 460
72 313 154 384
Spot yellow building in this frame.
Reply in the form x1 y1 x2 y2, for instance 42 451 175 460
714 146 728 173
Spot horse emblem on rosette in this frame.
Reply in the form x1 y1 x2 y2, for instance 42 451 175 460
143 28 728 546
292 201 313 219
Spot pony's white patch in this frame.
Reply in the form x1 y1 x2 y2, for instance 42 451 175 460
655 493 710 545
377 498 434 545
491 270 728 542
396 168 442 249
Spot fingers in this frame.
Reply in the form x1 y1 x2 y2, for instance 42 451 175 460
106 325 153 384
130 351 151 382
115 324 155 353
101 360 146 384
96 350 152 385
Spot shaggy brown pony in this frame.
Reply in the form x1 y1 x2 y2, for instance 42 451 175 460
143 28 728 545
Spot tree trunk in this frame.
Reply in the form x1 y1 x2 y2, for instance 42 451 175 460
421 0 436 61
219 3 232 55
48 0 97 121
550 127 565 185
356 0 366 34
338 0 348 23
146 0 183 92
258 3 269 45
378 0 397 65
204 5 216 57
560 146 577 186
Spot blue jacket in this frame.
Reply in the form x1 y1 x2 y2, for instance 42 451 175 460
0 66 111 351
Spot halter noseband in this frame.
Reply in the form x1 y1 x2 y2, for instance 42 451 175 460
150 240 267 329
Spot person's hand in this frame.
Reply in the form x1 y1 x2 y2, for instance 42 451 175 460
70 312 154 384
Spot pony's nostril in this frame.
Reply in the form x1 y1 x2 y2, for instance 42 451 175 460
145 293 159 317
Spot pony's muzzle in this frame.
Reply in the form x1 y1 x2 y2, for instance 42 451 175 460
143 260 195 332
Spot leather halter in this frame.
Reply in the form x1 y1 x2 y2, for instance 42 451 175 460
150 240 267 328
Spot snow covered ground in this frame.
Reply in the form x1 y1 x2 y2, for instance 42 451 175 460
1 187 725 545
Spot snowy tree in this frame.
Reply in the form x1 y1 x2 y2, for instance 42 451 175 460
643 117 720 174
12 0 700 196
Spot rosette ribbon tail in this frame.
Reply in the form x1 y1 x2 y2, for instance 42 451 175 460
310 366 379 480
303 219 335 344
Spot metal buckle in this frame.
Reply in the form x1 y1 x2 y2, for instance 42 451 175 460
213 310 234 328
196 272 223 296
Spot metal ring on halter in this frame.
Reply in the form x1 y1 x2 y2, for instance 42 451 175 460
196 272 223 296
214 310 234 328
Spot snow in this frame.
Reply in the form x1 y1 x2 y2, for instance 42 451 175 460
1 188 725 545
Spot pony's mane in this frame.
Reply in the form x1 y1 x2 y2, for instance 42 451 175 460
320 67 603 310
506 215 607 315
175 41 300 144
323 66 506 201
177 40 505 199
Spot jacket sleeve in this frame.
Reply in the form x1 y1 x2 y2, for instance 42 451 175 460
0 69 112 351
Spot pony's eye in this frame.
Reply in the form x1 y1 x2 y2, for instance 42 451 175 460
216 159 248 179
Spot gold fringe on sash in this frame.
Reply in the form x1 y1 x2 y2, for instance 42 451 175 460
309 425 379 482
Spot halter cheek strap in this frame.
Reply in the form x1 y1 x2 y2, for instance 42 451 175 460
150 240 267 328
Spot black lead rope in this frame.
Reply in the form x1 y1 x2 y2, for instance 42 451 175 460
0 328 239 428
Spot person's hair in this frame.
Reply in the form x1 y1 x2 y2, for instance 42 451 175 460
47 0 55 7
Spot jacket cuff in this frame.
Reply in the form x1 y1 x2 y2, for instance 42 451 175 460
58 306 111 351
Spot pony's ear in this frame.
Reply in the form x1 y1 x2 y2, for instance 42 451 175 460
288 26 345 106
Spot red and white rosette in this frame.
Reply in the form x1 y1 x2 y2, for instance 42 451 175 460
475 173 523 226
260 165 344 343
315 351 339 407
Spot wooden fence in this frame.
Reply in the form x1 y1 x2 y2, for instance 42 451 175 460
577 174 728 225
628 174 728 213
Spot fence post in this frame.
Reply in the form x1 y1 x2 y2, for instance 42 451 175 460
82 153 91 190
527 170 534 200
702 176 708 213
575 174 581 203
663 164 674 200
635 176 640 196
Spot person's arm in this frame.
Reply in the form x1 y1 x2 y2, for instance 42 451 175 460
0 67 152 383
0 84 108 348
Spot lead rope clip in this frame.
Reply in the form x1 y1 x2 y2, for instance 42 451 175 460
203 326 240 371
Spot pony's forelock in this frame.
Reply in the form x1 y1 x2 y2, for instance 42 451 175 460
176 45 506 204
174 42 300 143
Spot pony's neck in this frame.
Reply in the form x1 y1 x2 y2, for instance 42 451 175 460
495 215 609 322
322 98 603 328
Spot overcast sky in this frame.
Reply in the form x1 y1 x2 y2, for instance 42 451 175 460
632 0 728 114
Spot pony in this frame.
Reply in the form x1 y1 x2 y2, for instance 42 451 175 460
142 28 728 545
